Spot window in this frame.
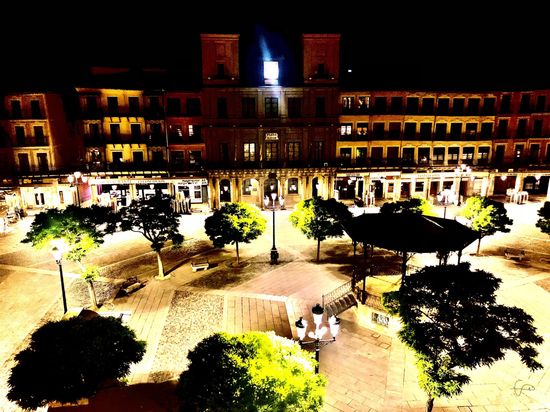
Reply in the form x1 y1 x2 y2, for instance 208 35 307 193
340 123 352 136
34 126 45 145
18 153 30 172
403 122 416 139
481 97 495 115
388 122 401 139
402 147 415 163
86 96 98 114
356 147 367 162
462 147 474 163
447 147 459 164
312 141 323 162
418 147 430 164
243 178 254 195
288 97 301 118
387 146 399 162
266 142 278 161
133 151 144 163
89 123 100 140
497 119 509 139
243 143 256 162
339 148 352 165
435 124 447 140
149 96 161 114
373 122 385 139
533 119 543 138
519 94 531 113
265 97 278 118
288 178 299 194
131 124 141 140
172 151 184 165
433 147 445 164
371 147 383 164
371 312 390 327
374 97 387 114
390 97 403 114
263 61 279 84
15 126 25 145
450 123 462 139
169 124 183 139
37 153 48 171
495 145 505 163
436 98 449 115
421 98 434 114
536 95 546 112
406 97 419 114
358 96 369 113
288 142 300 161
166 98 181 115
478 146 490 164
220 143 229 163
465 123 477 139
150 123 162 139
217 63 225 77
342 97 354 114
514 144 524 162
186 98 201 116
452 98 464 115
112 151 123 163
11 100 22 118
547 144 550 163
357 122 368 136
110 124 120 140
480 122 493 139
152 151 164 164
107 97 119 115
530 144 540 162
516 119 528 138
419 122 432 140
467 98 480 115
30 100 42 118
188 125 194 137
315 97 325 117
128 97 140 115
242 97 256 118
500 95 511 114
217 97 228 118
190 151 202 165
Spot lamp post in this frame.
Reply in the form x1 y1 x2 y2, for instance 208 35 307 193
264 187 283 264
51 246 68 314
454 164 472 206
295 303 340 374
436 188 455 219
68 171 88 207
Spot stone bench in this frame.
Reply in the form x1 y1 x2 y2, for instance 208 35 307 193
191 259 210 272
120 277 146 296
504 248 525 261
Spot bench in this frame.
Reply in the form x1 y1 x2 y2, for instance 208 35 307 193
119 277 146 296
191 259 209 272
504 248 525 261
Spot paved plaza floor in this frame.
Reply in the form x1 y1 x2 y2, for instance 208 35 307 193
1 200 550 411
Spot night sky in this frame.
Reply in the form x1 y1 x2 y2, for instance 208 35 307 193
2 5 548 91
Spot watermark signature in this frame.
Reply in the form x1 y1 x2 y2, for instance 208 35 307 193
512 379 535 397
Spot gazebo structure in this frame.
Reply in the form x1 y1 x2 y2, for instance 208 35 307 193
343 213 479 279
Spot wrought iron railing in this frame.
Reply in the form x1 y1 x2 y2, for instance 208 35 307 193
322 279 354 311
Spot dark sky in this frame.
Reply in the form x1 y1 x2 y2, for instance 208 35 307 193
2 4 549 91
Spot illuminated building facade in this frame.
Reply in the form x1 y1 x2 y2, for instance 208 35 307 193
1 32 550 211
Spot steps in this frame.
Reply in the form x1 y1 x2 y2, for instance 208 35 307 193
325 292 358 318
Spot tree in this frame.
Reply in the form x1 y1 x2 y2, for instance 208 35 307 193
462 196 513 254
22 205 115 309
8 316 146 410
289 197 352 262
380 197 435 216
204 202 266 264
536 201 550 236
116 194 183 279
178 331 326 411
382 263 542 412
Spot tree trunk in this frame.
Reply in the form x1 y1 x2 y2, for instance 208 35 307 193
155 250 166 279
236 241 240 264
477 236 482 255
87 280 98 310
316 238 321 262
426 397 434 412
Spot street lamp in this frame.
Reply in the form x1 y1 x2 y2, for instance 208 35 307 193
454 164 472 206
68 171 88 207
51 246 68 314
436 188 455 219
264 187 283 264
295 303 340 374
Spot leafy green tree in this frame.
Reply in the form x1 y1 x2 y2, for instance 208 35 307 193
382 263 542 412
178 331 326 412
380 197 435 216
536 201 550 236
462 196 513 254
204 202 266 264
8 316 146 410
116 194 183 279
289 197 352 262
22 205 115 309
